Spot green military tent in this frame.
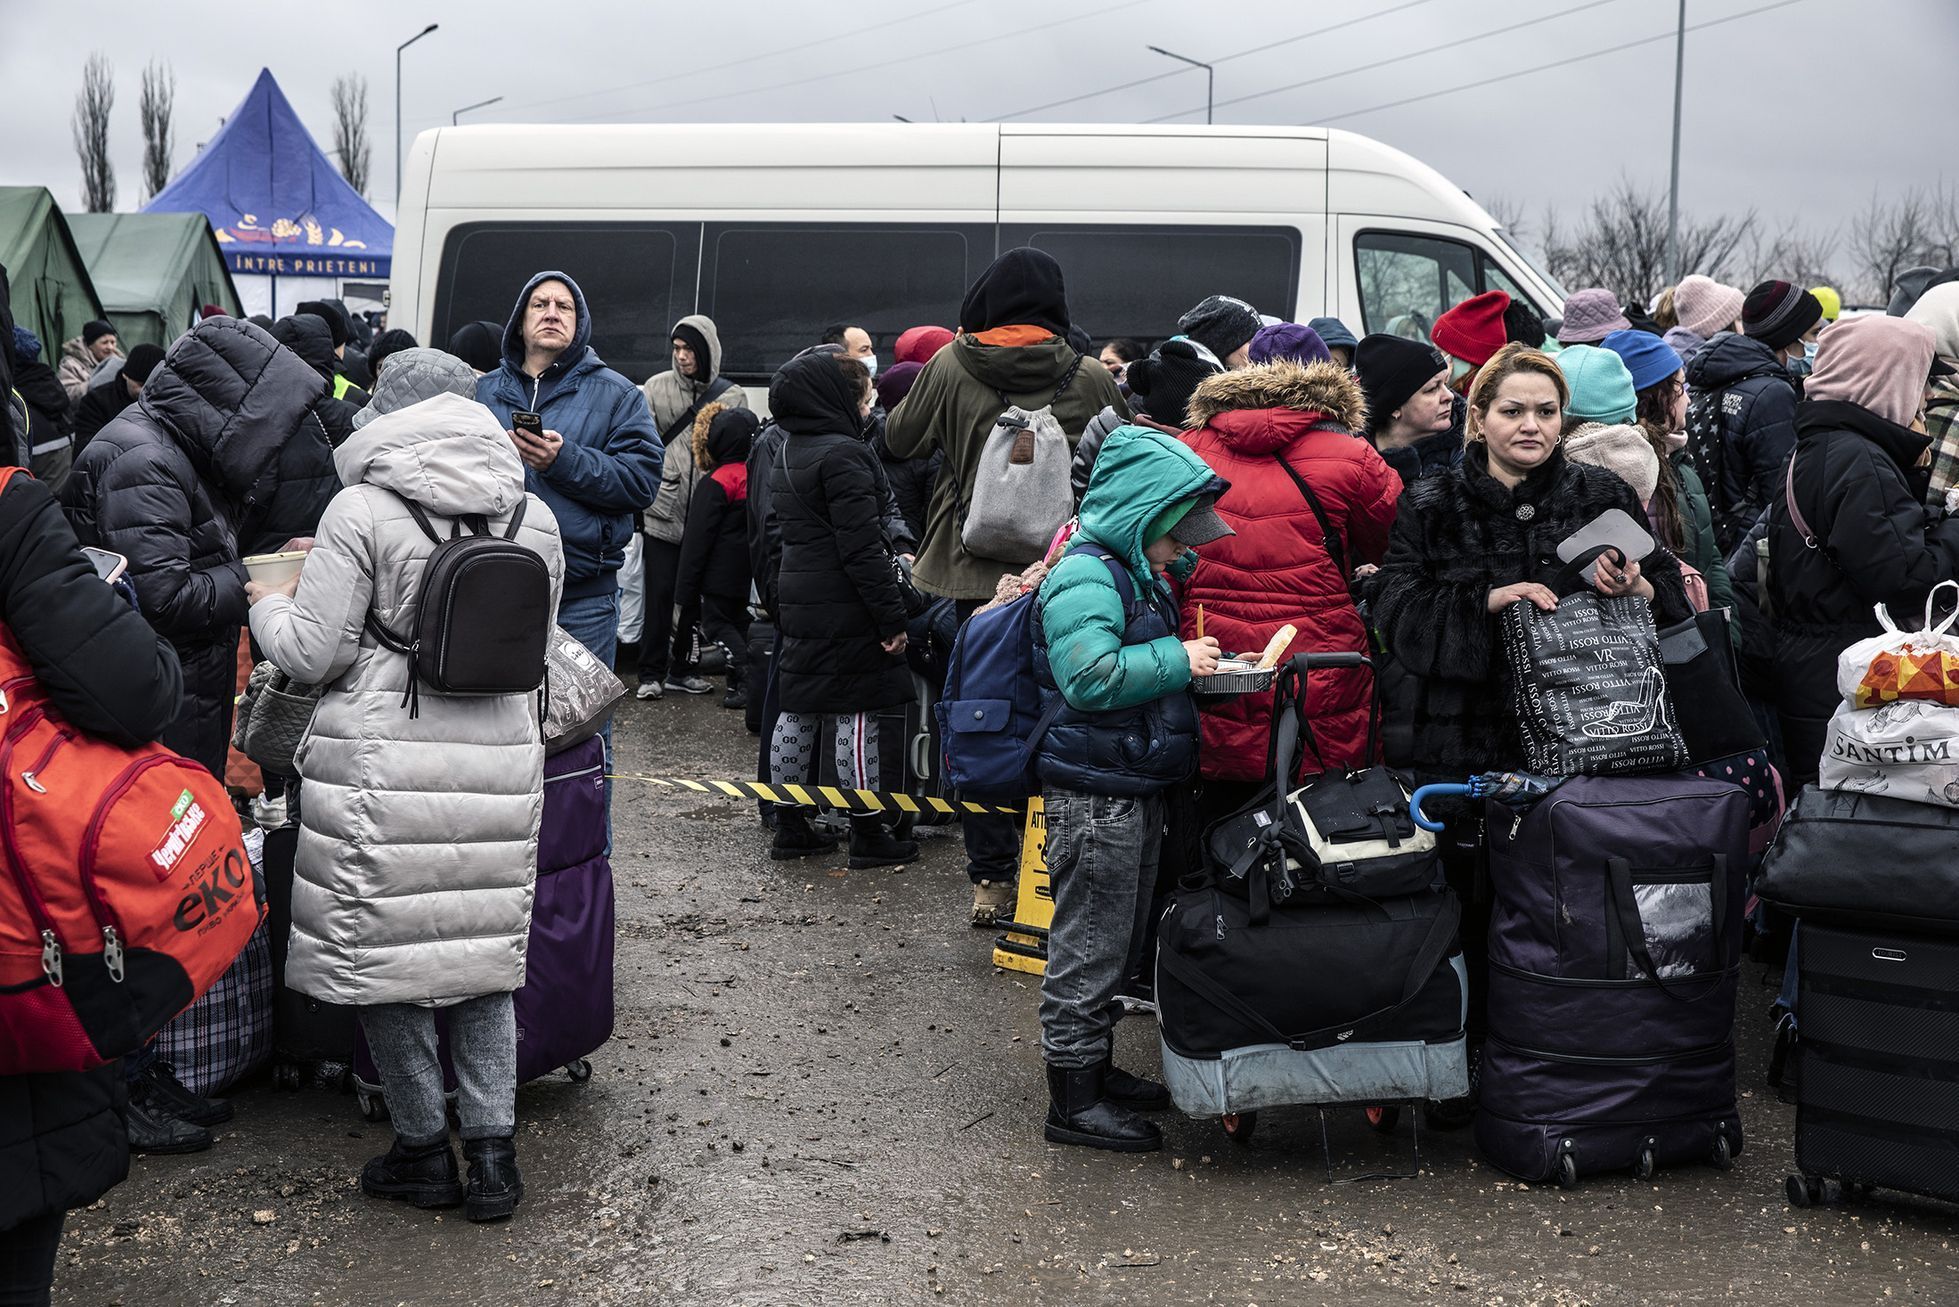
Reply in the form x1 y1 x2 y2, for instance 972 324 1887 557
0 187 106 357
68 211 245 349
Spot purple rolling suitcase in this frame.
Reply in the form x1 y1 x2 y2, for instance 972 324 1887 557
1476 774 1750 1187
353 737 615 1118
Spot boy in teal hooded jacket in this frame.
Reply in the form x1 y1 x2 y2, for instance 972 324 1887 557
1033 424 1229 1153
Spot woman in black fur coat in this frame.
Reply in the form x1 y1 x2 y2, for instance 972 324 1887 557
1364 344 1692 1128
1367 345 1692 780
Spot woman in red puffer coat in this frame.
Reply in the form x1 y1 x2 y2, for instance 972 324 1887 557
1179 360 1402 814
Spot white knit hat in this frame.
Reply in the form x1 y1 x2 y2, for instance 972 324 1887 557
1563 422 1660 503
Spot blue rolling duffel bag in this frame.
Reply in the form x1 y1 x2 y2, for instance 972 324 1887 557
1476 773 1751 1187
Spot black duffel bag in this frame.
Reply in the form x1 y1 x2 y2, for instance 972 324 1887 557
1204 652 1441 904
1157 874 1464 1060
1658 609 1764 764
1756 784 1959 935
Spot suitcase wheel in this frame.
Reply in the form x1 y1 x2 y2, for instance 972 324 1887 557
1556 1150 1580 1190
356 1089 389 1123
1220 1111 1257 1145
272 1060 303 1091
1709 1131 1734 1171
1364 1105 1400 1134
1633 1142 1657 1181
1786 1174 1828 1208
565 1059 593 1083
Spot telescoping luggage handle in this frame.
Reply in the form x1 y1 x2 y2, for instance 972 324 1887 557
1247 651 1379 912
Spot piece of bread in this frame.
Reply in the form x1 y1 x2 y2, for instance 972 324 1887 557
1255 624 1298 670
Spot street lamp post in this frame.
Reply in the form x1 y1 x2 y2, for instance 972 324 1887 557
1147 45 1214 125
1664 0 1686 283
396 22 439 201
454 96 503 125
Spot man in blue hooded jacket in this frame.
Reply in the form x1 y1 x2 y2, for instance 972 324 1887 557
477 270 662 669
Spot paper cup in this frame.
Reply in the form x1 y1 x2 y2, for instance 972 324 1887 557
243 551 308 587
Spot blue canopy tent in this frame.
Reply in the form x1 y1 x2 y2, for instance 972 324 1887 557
144 68 391 319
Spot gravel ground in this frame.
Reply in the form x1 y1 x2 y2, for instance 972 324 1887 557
55 692 1959 1306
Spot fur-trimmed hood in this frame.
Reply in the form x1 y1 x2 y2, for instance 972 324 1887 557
691 401 727 470
1186 359 1368 433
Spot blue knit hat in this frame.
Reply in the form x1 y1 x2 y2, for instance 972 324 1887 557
1598 329 1684 394
1307 316 1357 352
1558 344 1639 425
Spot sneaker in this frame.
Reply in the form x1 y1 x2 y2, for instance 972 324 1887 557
971 879 1015 928
720 685 748 710
125 1097 212 1155
249 791 289 831
138 1060 234 1126
361 1138 465 1209
664 674 714 696
635 682 664 701
462 1137 524 1222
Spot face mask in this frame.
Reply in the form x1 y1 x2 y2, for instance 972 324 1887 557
862 353 879 378
1450 356 1475 383
1787 340 1816 378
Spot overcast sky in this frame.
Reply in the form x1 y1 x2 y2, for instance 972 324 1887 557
6 0 1952 250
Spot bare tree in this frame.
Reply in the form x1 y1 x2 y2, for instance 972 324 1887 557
1848 184 1959 304
71 52 116 213
139 60 175 201
1540 179 1767 307
1481 194 1529 248
330 74 372 197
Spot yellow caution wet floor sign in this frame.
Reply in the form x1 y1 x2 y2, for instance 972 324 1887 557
992 798 1052 976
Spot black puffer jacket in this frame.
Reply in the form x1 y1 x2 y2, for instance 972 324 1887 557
869 410 939 544
0 471 183 1234
768 353 911 715
272 314 364 449
1767 400 1959 786
676 408 759 609
1684 332 1800 554
61 317 329 775
1364 443 1692 777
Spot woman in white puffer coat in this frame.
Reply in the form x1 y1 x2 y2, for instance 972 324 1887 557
247 389 564 1223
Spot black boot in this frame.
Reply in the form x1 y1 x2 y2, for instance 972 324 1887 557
137 1060 234 1126
1044 1064 1162 1152
361 1137 464 1209
125 1096 212 1155
847 815 918 870
462 1136 524 1222
1102 1060 1171 1112
722 664 748 711
770 807 839 860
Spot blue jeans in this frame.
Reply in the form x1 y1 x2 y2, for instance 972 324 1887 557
557 586 620 827
1038 787 1164 1069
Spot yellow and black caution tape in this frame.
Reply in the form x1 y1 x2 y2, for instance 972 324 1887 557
608 772 1022 817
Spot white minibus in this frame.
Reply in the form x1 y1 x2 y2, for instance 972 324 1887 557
391 123 1565 385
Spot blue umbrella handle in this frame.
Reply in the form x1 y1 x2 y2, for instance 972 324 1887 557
1409 782 1474 833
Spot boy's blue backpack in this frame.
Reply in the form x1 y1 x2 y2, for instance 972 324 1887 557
936 548 1134 798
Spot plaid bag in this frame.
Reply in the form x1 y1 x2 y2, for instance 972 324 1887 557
152 923 274 1097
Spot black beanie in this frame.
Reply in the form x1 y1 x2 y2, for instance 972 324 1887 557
1503 299 1548 346
366 328 419 381
122 343 166 385
82 319 115 345
1741 281 1823 352
295 299 348 347
1355 334 1447 434
1177 295 1261 362
1126 339 1221 427
447 320 503 373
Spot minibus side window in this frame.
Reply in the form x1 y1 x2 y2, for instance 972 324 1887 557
432 223 696 383
701 226 984 380
1005 225 1300 346
1354 230 1546 342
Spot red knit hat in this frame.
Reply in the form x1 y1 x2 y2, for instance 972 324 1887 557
895 325 954 366
1432 290 1512 367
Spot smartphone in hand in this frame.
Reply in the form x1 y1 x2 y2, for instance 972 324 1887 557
512 410 545 440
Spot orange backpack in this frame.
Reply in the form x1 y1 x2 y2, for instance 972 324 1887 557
0 519 260 1073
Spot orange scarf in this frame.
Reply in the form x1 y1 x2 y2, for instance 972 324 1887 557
970 324 1055 347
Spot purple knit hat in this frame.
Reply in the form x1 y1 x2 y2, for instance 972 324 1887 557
1557 288 1632 344
1247 322 1332 367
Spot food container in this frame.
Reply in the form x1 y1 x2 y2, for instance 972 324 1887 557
1192 659 1277 696
242 551 308 586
